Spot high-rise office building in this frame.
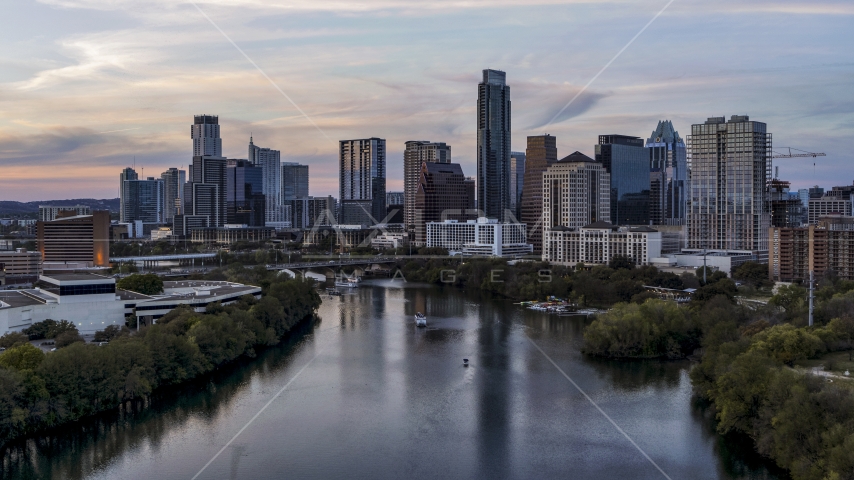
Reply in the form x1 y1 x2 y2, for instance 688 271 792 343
770 180 806 228
187 155 227 228
687 115 772 252
339 138 386 227
122 177 165 225
119 167 138 223
226 159 265 226
520 135 557 253
160 167 186 224
290 196 337 230
403 141 451 230
414 162 474 244
192 115 222 157
282 162 309 201
477 69 511 222
646 120 688 225
248 136 284 225
596 134 649 225
509 151 526 219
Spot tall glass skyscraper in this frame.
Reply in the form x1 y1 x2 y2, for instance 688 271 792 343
226 159 265 226
191 115 221 157
160 167 186 225
596 134 649 225
477 69 511 221
122 177 164 225
119 167 139 223
687 115 771 252
339 138 386 227
248 136 284 225
403 140 451 230
282 162 309 201
646 120 687 225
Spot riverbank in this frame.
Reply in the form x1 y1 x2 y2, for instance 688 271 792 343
0 271 321 451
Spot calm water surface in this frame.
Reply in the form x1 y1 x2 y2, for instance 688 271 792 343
1 280 785 479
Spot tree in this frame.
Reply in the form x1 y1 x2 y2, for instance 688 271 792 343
0 344 45 371
732 262 772 288
117 274 164 295
0 332 30 349
749 324 824 365
54 330 84 349
608 255 635 271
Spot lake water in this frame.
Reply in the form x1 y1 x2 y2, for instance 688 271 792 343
1 280 785 479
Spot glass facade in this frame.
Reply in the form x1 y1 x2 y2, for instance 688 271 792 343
595 135 649 225
122 178 164 224
687 115 771 252
37 281 116 297
339 138 386 226
646 120 687 226
282 162 309 201
477 69 511 221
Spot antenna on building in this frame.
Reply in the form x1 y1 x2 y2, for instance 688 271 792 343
775 166 779 179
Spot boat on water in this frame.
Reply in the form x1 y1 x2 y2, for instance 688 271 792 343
335 278 361 288
415 312 427 327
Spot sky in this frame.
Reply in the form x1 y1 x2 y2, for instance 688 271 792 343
0 0 853 201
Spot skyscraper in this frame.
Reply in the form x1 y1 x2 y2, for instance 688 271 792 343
520 135 557 252
509 151 526 219
191 115 222 157
403 141 451 230
646 120 688 225
687 115 771 252
282 162 309 200
187 155 227 228
160 167 186 224
226 159 265 226
477 69 511 221
249 136 284 225
596 134 649 225
122 177 165 225
414 162 474 244
339 138 386 227
119 167 138 223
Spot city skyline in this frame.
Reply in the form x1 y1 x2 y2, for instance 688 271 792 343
1 1 853 201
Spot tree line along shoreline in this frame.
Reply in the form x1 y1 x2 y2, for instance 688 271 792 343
0 266 321 452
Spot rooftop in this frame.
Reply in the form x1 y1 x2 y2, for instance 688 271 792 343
41 273 114 282
0 291 43 309
556 151 596 163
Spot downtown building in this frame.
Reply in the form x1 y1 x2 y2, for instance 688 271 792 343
119 167 138 223
121 174 165 227
520 134 557 253
226 159 265 227
249 136 286 226
426 218 531 257
161 167 186 225
596 134 649 225
646 120 688 226
686 115 772 254
509 151 526 219
339 138 386 227
37 211 111 268
290 196 337 230
192 115 222 157
770 215 854 282
175 155 228 236
545 222 662 267
540 152 611 263
403 140 451 230
281 162 309 202
477 69 511 222
413 162 475 245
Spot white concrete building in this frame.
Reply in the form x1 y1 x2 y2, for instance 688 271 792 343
0 274 261 336
543 222 662 266
371 232 409 250
426 218 533 257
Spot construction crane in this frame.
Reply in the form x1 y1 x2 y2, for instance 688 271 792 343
772 147 826 159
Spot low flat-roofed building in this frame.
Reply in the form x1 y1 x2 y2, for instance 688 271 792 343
371 232 409 250
0 273 126 335
37 212 110 267
426 218 533 257
0 273 262 336
132 280 261 322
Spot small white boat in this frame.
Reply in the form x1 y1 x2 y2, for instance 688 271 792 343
335 278 360 288
415 312 427 327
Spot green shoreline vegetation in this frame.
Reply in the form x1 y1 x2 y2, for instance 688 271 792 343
397 253 854 480
0 266 320 450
